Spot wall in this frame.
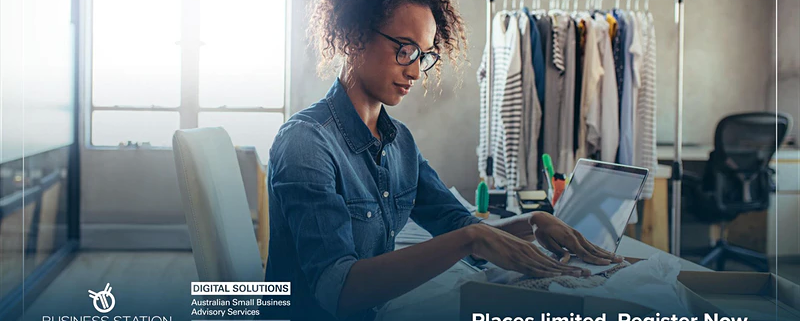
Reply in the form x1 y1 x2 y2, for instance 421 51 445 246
769 0 800 141
670 0 774 145
80 0 780 249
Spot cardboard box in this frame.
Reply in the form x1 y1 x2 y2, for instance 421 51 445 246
459 280 725 319
678 271 800 321
460 258 726 321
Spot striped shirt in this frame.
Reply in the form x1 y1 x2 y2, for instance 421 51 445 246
478 12 521 189
635 12 658 199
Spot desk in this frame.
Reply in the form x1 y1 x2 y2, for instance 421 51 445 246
378 236 707 321
768 147 800 256
637 164 671 252
652 145 800 257
657 145 713 161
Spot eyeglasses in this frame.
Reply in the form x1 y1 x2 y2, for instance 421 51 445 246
373 29 440 72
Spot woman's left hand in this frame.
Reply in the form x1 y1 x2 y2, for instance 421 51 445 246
529 212 623 265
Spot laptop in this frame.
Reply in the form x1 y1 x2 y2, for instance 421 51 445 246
462 159 649 274
540 159 649 274
554 158 650 253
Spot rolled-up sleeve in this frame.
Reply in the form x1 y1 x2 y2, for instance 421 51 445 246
409 152 483 237
269 121 357 317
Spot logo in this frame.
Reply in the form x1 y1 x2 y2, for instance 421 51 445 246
88 283 116 313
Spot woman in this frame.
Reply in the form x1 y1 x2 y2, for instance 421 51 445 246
264 1 622 320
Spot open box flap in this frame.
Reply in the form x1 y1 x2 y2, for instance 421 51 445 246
678 271 800 320
678 271 772 295
460 279 718 317
776 274 800 311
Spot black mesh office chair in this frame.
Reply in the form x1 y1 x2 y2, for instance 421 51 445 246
683 112 792 271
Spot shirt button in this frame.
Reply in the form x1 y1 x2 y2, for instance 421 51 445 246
412 199 415 205
383 191 389 198
390 230 395 237
382 150 386 157
366 211 372 218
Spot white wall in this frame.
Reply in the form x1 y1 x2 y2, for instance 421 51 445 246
769 0 800 141
1 0 75 164
80 0 781 249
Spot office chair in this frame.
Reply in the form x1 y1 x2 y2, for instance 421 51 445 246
683 112 792 271
172 128 263 283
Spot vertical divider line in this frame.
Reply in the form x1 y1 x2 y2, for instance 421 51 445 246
774 0 779 316
0 0 4 301
22 0 26 314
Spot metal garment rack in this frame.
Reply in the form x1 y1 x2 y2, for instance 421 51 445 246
671 0 685 257
484 0 494 188
482 0 686 257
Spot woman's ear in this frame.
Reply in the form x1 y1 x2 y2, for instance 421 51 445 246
346 48 368 72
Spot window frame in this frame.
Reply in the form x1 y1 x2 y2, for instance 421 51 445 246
86 0 290 150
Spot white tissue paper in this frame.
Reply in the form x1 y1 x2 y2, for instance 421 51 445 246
549 252 692 316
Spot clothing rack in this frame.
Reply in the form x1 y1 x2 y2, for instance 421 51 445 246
480 0 686 256
484 0 494 189
671 0 685 257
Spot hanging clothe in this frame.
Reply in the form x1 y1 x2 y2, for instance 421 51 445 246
618 11 636 166
594 12 619 163
557 16 577 173
629 12 644 165
577 16 604 162
478 12 519 186
524 8 546 109
573 18 585 162
496 12 524 190
477 6 658 209
477 42 492 181
517 11 542 191
611 10 625 114
539 15 563 174
635 11 658 199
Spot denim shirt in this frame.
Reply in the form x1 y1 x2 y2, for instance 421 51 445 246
263 80 482 321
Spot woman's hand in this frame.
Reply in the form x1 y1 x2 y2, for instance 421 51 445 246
466 224 588 277
529 212 623 265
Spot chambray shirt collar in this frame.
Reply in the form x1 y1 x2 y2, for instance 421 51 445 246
326 79 398 154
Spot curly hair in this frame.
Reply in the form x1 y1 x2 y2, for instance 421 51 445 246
307 0 469 91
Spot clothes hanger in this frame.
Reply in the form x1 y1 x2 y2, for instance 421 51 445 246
626 0 631 10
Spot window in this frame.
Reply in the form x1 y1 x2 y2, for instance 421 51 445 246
90 0 287 162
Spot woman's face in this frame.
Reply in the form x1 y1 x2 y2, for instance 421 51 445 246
354 3 436 106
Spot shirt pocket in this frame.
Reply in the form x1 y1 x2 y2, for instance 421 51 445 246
346 200 385 257
393 185 417 224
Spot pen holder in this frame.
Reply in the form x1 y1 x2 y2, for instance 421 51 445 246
552 173 566 205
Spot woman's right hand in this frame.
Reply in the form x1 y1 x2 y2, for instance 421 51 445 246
466 224 589 277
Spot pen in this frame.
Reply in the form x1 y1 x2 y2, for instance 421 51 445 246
542 154 555 183
542 154 555 204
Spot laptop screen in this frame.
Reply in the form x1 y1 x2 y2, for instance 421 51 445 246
553 159 649 253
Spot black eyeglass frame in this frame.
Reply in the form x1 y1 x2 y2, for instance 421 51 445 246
373 29 440 72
